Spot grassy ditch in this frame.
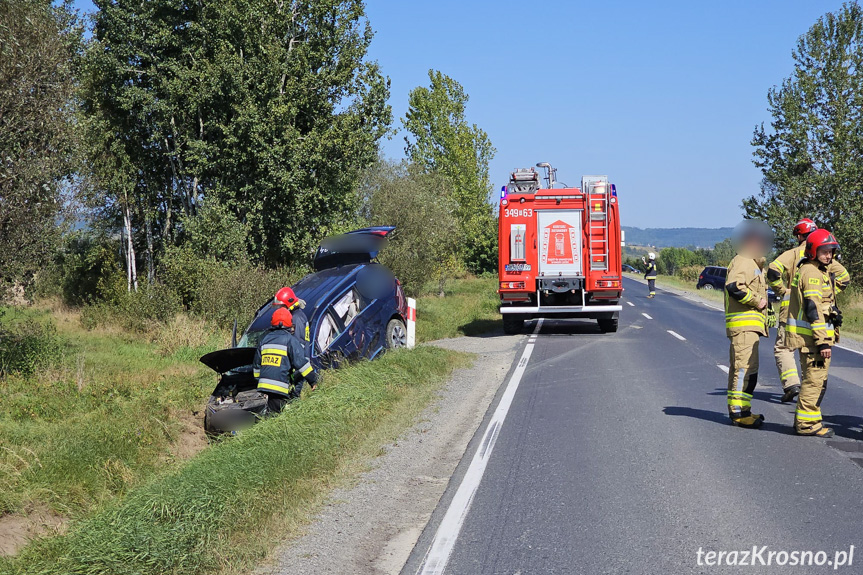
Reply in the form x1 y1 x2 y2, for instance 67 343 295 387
1 345 465 575
416 276 501 341
0 303 217 524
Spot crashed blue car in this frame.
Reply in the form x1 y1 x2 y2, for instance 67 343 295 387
200 227 409 433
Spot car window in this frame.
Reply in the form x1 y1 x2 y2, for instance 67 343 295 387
238 329 265 349
333 288 364 327
316 312 341 354
719 268 728 278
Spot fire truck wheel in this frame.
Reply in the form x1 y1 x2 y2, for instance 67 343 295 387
502 316 525 335
597 317 619 333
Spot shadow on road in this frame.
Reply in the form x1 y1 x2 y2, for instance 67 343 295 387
662 406 795 435
458 319 503 338
536 319 604 336
822 414 863 440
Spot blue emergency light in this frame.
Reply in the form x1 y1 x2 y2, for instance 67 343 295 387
501 185 507 199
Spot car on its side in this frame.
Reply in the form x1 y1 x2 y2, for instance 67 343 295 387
622 264 638 274
697 265 778 301
199 227 409 434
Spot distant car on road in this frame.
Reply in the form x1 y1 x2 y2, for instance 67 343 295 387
697 265 777 301
622 264 638 274
199 227 409 434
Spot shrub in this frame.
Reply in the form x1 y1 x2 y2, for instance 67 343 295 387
359 160 462 296
80 283 183 333
676 265 703 283
0 309 57 376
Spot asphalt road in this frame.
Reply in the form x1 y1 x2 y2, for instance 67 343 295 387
404 276 863 575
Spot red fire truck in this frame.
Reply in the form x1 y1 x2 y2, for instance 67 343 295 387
498 163 623 334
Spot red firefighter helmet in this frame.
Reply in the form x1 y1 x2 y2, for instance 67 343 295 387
793 218 817 237
804 229 839 260
271 307 293 329
275 287 299 309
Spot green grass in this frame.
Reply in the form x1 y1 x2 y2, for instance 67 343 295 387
416 276 501 341
633 274 724 303
0 304 218 520
1 346 467 575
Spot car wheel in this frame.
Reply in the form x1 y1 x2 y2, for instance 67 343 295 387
386 318 408 349
702 283 714 290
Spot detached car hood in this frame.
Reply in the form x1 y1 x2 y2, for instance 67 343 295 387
200 347 256 374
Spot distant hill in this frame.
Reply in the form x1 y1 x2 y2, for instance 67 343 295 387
622 226 733 249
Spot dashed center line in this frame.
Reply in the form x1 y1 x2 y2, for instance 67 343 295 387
667 330 686 341
717 365 730 374
642 313 653 320
626 301 635 307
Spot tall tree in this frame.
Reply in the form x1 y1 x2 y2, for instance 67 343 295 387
0 0 82 294
402 70 497 273
82 0 391 272
748 1 863 275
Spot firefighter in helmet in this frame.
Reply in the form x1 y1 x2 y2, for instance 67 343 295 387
642 252 657 298
724 220 773 428
767 219 850 403
785 229 841 437
275 286 310 346
252 308 318 414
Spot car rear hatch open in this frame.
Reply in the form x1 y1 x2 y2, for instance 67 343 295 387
313 226 395 271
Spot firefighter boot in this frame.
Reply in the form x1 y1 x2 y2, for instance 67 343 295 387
731 414 764 429
780 384 801 403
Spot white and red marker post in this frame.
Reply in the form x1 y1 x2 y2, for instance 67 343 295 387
406 297 416 349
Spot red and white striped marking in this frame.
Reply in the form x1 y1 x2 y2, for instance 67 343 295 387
407 297 417 349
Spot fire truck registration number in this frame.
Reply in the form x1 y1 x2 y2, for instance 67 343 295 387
504 208 534 218
505 263 532 272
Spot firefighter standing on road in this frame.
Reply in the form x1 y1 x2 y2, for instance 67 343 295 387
785 229 841 438
767 219 850 403
643 252 657 298
253 308 318 414
724 220 773 428
275 287 310 346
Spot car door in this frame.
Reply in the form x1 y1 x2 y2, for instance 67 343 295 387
314 287 368 366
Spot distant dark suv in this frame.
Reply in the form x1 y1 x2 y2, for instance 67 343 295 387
697 266 727 290
697 265 778 301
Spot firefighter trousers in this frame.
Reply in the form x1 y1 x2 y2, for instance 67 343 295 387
728 332 760 419
647 279 656 296
773 324 800 390
795 353 830 434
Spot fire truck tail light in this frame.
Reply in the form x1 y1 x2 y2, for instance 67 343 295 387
596 280 621 289
500 281 525 290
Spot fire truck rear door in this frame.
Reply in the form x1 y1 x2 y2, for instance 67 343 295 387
537 210 584 277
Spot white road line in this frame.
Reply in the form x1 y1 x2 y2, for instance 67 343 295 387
667 330 686 341
642 313 653 320
417 318 544 575
626 301 635 307
837 345 863 357
717 365 730 374
702 301 724 311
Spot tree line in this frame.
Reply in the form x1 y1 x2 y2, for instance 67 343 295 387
1 0 497 314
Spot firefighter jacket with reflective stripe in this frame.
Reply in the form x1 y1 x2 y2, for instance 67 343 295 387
724 254 767 337
785 259 838 352
291 308 311 344
253 328 318 398
644 261 657 279
767 242 850 324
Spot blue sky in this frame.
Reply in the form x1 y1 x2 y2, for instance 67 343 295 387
72 0 847 228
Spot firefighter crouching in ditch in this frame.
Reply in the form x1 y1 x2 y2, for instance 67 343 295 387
252 308 318 414
724 220 773 429
767 218 850 403
642 252 657 298
785 229 842 438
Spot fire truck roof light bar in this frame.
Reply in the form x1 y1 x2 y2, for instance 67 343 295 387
499 305 623 314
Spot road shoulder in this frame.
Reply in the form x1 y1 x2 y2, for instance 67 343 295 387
257 333 522 575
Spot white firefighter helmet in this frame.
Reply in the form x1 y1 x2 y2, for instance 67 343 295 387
648 252 656 260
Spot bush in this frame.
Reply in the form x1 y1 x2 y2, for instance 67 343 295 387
676 265 703 283
359 160 462 296
80 283 183 333
0 309 57 376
